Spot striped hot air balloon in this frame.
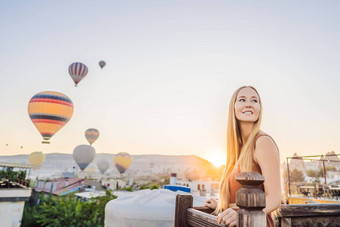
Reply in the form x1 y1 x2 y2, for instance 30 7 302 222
85 128 99 145
114 152 132 175
68 62 88 87
28 91 74 144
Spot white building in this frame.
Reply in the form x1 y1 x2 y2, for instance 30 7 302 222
0 162 35 227
176 179 219 198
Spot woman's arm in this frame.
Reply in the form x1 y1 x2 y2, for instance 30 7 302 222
204 198 218 209
254 136 281 214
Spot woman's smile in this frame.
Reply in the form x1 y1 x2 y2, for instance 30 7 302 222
242 110 253 115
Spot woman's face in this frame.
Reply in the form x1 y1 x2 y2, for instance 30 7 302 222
234 87 260 123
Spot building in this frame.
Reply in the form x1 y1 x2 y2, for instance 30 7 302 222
101 179 127 190
0 162 35 227
34 177 86 196
176 179 219 197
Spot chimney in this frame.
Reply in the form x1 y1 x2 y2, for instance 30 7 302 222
170 173 177 185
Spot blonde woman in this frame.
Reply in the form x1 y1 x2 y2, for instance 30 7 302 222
205 86 281 227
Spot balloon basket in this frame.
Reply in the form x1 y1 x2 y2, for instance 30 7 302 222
42 141 50 144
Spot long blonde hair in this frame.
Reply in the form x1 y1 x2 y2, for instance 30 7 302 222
215 86 263 213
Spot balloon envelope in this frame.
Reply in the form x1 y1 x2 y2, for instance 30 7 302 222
114 152 132 174
28 151 45 166
28 91 74 143
69 62 88 86
85 128 99 145
84 163 97 173
73 145 96 171
97 158 110 174
99 60 106 69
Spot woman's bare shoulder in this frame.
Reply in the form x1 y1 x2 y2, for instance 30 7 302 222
256 132 277 148
254 133 279 162
256 133 275 145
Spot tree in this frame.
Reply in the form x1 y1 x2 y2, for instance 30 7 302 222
0 168 27 181
290 169 305 182
139 183 160 190
22 190 117 227
306 169 318 178
325 166 336 171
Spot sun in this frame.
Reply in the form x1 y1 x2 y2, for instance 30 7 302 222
204 150 226 167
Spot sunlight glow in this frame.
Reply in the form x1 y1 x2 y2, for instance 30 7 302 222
204 150 226 167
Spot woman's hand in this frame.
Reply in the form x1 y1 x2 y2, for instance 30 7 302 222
217 208 237 226
204 198 217 209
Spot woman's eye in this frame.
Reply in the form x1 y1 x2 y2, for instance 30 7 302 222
239 98 245 102
252 99 258 103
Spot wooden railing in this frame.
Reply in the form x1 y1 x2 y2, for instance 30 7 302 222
175 171 340 226
175 172 266 227
274 203 340 227
0 178 30 188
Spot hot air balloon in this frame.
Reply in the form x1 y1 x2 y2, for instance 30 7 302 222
85 128 99 145
73 145 96 171
28 91 74 144
114 152 132 175
28 151 45 166
99 60 106 69
84 163 97 173
97 158 110 174
69 62 88 87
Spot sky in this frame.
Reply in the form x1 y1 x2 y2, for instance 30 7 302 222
1 1 340 165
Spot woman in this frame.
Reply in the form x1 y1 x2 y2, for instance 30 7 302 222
205 86 281 227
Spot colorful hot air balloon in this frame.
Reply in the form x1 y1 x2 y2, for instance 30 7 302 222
99 60 106 69
28 151 45 166
28 91 74 144
85 128 99 145
73 145 96 171
114 152 132 175
69 62 88 87
97 158 110 174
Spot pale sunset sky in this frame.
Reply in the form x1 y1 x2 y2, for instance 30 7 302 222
1 1 339 166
